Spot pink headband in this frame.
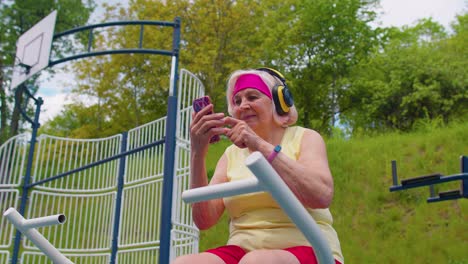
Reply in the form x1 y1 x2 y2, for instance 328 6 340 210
232 74 272 101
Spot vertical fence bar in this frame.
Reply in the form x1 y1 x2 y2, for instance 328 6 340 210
11 95 43 264
391 160 398 186
87 29 93 52
139 25 144 49
110 132 127 264
462 156 468 197
159 16 181 264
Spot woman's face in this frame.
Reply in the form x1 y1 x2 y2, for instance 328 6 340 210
231 88 273 128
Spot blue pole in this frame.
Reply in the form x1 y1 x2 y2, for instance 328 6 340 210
462 156 468 197
110 132 128 264
11 95 43 264
158 17 180 264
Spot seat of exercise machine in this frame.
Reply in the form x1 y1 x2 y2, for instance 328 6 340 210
400 173 442 186
438 189 461 199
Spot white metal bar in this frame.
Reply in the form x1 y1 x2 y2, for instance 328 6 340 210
245 152 334 264
3 207 73 264
21 214 66 229
0 251 9 264
169 56 177 96
182 178 262 203
181 151 335 264
0 190 19 246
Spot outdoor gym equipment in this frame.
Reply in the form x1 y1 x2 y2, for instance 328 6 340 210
389 155 468 203
3 208 73 264
182 151 335 264
7 9 183 264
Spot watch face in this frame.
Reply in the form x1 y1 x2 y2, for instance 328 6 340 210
274 145 282 152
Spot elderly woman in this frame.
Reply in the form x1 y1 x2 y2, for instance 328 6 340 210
173 68 344 264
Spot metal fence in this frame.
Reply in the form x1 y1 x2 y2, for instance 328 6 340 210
0 69 204 263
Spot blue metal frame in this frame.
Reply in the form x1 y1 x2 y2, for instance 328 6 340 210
50 20 179 67
462 156 468 198
10 116 166 264
389 156 468 203
110 132 128 264
11 87 43 264
159 17 181 264
28 138 165 188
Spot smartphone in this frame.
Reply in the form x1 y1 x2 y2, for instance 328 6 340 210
192 96 220 143
193 96 212 113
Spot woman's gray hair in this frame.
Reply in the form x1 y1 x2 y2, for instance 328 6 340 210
226 69 298 127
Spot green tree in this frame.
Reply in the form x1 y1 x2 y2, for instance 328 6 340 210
43 0 382 136
0 0 94 143
283 0 380 134
54 0 294 137
42 0 466 138
343 17 467 133
64 5 175 135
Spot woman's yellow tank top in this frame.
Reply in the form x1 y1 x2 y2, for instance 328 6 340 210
223 126 344 263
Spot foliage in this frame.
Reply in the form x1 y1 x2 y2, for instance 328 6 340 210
287 0 381 133
57 0 381 137
40 103 109 138
0 0 95 143
37 0 467 139
52 0 296 136
342 15 468 133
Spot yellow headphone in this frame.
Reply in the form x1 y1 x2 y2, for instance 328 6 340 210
257 67 294 116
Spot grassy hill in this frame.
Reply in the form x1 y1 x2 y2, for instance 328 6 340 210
198 121 468 263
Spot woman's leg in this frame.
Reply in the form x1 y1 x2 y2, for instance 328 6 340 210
239 249 300 264
173 245 246 264
172 252 226 264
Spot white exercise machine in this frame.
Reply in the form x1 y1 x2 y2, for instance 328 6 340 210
182 151 335 264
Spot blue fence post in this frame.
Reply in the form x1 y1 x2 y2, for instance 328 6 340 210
110 132 128 264
158 16 180 264
11 93 43 264
462 156 468 197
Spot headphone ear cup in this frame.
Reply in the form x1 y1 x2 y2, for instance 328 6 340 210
257 67 294 115
282 85 294 107
272 85 293 115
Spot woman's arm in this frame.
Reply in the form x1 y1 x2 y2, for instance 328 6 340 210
223 116 333 209
258 129 334 209
189 104 228 230
190 153 228 230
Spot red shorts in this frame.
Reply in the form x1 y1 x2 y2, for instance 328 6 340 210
206 245 342 264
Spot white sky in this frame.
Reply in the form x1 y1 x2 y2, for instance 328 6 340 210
376 0 466 28
37 0 467 124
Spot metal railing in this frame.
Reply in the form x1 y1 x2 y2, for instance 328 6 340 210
1 69 203 264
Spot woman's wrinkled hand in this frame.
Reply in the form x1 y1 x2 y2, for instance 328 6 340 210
223 117 262 150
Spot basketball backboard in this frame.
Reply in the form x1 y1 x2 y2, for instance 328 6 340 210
10 10 57 89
